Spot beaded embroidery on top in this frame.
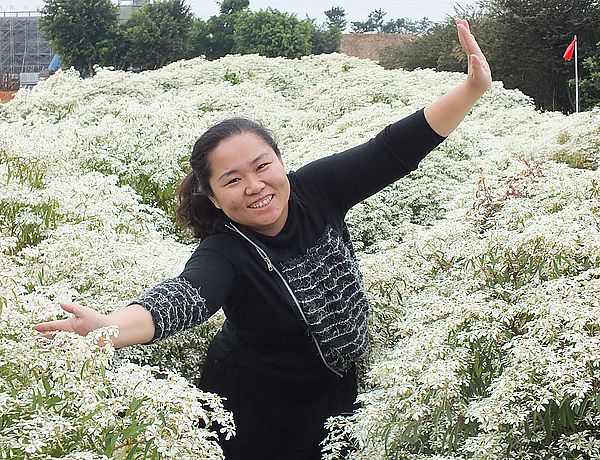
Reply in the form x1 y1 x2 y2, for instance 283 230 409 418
134 277 210 342
279 225 370 373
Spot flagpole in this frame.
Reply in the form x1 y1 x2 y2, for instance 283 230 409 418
574 34 579 113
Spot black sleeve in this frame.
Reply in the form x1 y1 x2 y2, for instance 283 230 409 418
294 108 446 215
129 246 235 343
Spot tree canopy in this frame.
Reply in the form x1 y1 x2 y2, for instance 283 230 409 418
580 42 600 108
189 3 341 59
351 9 433 35
233 8 314 59
122 0 193 70
188 4 246 60
219 0 249 15
39 0 119 77
324 6 347 32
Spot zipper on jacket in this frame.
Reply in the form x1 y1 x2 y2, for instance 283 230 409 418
225 223 273 271
225 222 344 378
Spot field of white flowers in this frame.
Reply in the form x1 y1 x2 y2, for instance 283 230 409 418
1 53 599 459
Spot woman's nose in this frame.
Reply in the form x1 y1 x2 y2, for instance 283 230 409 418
245 175 265 195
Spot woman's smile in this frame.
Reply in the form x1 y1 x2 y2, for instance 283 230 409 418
248 194 273 209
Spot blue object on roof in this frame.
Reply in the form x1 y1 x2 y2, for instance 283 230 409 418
48 54 60 71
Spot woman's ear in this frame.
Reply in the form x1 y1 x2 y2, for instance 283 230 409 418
208 195 221 210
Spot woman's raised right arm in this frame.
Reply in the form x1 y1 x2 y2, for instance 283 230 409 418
34 301 155 348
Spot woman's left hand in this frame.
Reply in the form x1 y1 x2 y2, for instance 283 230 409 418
455 18 492 95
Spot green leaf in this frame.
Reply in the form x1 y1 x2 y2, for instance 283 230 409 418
565 405 575 428
41 374 51 396
80 359 89 380
45 395 61 408
122 422 151 441
543 406 552 434
125 443 139 460
104 432 119 457
126 397 146 415
77 411 96 425
143 439 154 456
558 404 567 427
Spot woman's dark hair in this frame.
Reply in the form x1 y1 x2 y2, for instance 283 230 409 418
176 117 281 238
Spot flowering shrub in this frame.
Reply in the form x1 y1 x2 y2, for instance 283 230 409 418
1 53 599 458
325 109 600 458
0 260 234 459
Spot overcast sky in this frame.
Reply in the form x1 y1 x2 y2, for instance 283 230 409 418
1 0 479 24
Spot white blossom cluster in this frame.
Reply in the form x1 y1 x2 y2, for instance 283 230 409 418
1 53 599 458
0 283 234 459
326 102 600 457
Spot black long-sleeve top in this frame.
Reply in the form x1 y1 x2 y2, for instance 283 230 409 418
132 108 445 379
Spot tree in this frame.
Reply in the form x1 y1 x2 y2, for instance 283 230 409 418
580 41 600 108
39 0 119 77
351 8 386 33
233 9 314 59
324 6 347 32
380 17 434 34
481 0 600 112
311 21 341 55
378 18 467 71
379 0 600 112
188 18 211 58
122 0 193 70
190 0 249 60
350 9 434 35
191 1 318 60
377 6 483 71
219 0 249 15
311 6 345 55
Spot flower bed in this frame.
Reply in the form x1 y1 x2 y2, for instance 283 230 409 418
1 54 599 459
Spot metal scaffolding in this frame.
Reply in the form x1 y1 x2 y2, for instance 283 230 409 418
0 11 53 78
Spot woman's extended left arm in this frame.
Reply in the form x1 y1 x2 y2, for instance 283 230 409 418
424 18 492 137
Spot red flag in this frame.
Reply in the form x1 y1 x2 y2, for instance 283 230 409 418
563 37 576 61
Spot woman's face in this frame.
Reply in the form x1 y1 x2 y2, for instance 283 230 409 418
207 132 290 236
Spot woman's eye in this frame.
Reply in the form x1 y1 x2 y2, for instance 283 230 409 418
226 178 240 185
257 163 270 170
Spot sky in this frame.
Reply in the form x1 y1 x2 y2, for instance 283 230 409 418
1 0 479 25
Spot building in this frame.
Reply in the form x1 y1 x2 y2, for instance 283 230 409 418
0 11 52 88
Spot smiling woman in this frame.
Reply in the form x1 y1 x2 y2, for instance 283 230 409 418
34 18 492 460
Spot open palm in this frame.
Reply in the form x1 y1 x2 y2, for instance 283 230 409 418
456 19 492 94
34 301 106 338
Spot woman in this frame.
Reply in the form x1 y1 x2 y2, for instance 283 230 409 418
35 19 491 459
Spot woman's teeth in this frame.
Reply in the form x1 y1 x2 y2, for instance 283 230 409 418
249 195 272 208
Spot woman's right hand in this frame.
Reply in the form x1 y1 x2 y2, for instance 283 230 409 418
34 301 108 338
